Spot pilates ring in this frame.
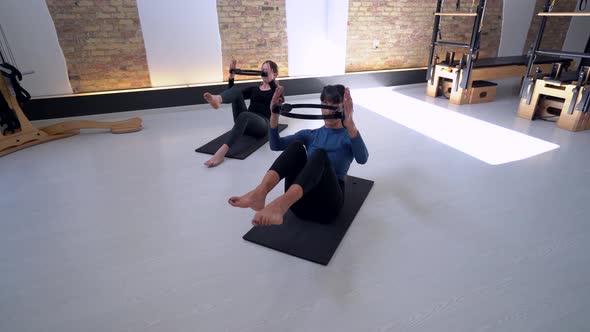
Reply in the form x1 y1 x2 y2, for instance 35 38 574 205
229 68 268 77
272 103 344 120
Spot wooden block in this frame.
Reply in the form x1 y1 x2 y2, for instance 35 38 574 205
441 79 453 99
468 81 497 104
537 97 563 119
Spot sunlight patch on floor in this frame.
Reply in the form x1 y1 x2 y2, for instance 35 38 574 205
352 87 559 165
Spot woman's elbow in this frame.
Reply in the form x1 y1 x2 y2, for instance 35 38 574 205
357 153 369 164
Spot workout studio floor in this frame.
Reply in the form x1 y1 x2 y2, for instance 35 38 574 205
2 78 589 332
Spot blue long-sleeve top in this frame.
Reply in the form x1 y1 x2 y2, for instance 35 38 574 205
269 126 369 181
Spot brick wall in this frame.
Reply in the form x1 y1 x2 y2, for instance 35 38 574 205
216 0 289 81
346 0 503 72
46 0 150 93
523 0 576 54
44 1 576 93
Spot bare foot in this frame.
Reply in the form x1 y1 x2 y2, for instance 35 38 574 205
204 154 224 168
204 144 229 168
228 187 266 211
203 93 222 109
251 200 288 226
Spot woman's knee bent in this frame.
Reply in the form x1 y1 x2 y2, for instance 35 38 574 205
308 148 329 163
285 140 306 155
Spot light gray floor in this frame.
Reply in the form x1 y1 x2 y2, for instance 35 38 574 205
1 79 589 332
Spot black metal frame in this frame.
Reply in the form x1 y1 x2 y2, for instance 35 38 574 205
581 34 590 68
426 0 487 90
272 103 343 120
0 25 7 64
520 0 590 100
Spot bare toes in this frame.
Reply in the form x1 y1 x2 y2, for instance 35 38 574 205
228 197 240 206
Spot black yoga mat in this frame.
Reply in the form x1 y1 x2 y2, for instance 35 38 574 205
243 176 374 265
195 124 287 160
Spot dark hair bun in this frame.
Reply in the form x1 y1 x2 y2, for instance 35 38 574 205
320 84 345 104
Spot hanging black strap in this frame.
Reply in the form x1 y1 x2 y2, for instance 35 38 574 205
0 87 21 134
0 63 31 104
579 0 587 11
272 103 344 120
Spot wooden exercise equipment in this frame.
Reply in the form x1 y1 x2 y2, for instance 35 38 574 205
517 67 590 132
426 0 494 105
427 55 567 105
425 0 574 105
516 0 590 132
0 66 143 158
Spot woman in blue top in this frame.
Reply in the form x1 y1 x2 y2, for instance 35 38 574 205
229 84 368 226
202 59 282 168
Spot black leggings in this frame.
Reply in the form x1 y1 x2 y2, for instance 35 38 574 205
220 86 268 147
269 141 345 223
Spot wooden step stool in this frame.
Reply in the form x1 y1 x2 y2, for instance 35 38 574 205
517 78 590 132
468 80 497 104
440 79 497 104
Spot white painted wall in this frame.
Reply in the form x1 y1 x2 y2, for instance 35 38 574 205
498 0 537 56
136 0 223 87
0 0 72 97
285 0 349 77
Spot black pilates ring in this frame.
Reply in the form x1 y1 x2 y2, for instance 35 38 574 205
229 68 268 77
272 103 344 120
